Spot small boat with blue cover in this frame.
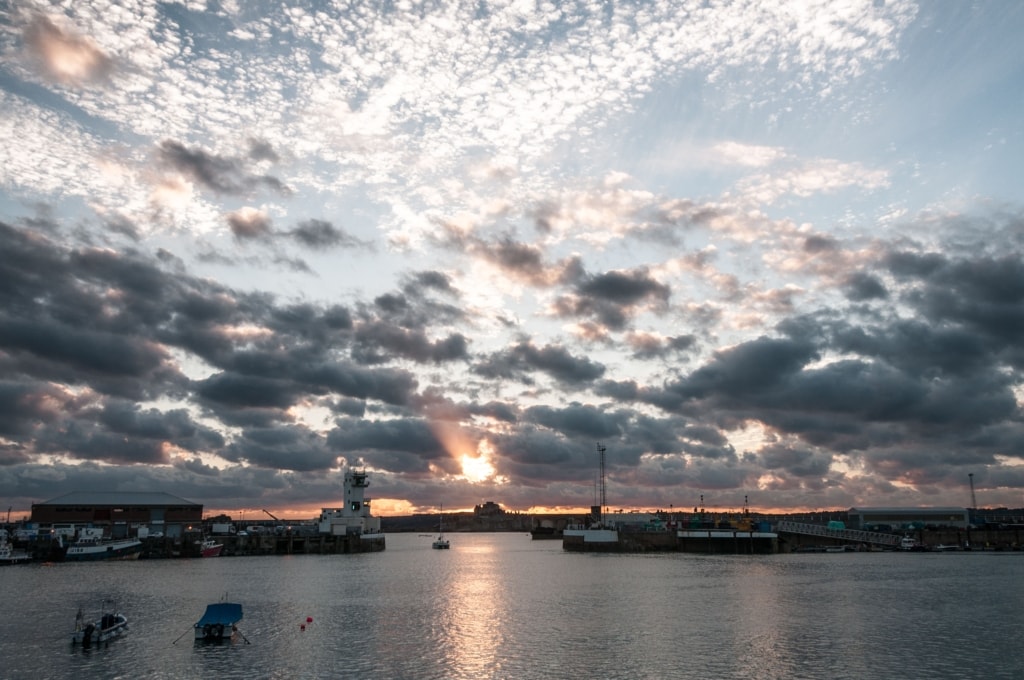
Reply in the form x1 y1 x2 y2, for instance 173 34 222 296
194 602 243 641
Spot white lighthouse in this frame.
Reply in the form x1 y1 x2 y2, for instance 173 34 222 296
317 470 382 536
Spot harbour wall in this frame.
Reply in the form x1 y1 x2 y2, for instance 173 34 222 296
562 530 779 554
24 532 385 561
779 527 1023 552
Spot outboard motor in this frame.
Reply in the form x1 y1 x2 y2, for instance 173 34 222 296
82 623 95 648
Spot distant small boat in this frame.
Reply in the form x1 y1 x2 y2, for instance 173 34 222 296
199 538 223 557
432 505 449 550
72 602 128 646
194 602 243 641
65 536 143 562
899 536 923 551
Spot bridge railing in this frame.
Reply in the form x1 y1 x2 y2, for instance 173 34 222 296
775 521 901 546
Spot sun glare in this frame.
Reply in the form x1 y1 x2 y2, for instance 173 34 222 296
460 453 495 482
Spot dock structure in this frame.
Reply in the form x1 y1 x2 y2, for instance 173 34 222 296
562 525 779 554
562 512 780 554
775 520 901 550
218 531 384 556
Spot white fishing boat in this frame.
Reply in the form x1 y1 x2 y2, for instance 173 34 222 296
194 602 243 641
432 505 449 549
0 538 31 565
72 602 128 646
65 536 143 561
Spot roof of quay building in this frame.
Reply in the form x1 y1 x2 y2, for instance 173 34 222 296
35 492 201 507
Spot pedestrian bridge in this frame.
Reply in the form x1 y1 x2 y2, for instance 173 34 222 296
775 521 902 548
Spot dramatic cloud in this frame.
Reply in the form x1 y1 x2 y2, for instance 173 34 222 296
1 1 1022 517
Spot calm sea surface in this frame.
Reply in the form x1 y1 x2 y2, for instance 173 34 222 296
1 533 1021 680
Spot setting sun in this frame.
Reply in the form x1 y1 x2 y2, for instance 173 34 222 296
459 453 495 482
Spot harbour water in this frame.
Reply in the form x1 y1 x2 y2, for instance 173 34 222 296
1 533 1021 680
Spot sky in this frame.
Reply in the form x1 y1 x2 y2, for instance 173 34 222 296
1 0 1023 519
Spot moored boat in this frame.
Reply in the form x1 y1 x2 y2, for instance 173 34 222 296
194 602 243 641
432 505 449 549
899 536 919 551
65 536 143 561
72 603 128 646
199 538 223 557
0 538 31 565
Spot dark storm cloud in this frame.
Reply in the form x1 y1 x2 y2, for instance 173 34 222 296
664 336 819 404
553 267 671 330
523 403 627 439
157 140 291 196
327 397 367 417
286 219 369 249
803 234 840 253
0 221 427 473
832 319 994 378
195 373 301 409
247 138 280 162
95 400 225 451
326 417 446 473
220 425 340 472
0 381 64 436
465 235 582 287
352 322 468 365
407 270 456 295
843 272 888 301
363 282 466 331
890 252 1024 354
473 339 606 385
758 443 834 478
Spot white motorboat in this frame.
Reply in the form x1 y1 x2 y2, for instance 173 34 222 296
72 603 128 646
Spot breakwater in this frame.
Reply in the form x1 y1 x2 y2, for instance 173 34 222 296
20 531 384 561
562 527 780 554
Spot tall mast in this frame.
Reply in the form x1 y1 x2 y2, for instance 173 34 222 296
597 442 606 517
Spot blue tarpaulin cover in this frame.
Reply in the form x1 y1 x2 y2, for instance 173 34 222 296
195 603 243 627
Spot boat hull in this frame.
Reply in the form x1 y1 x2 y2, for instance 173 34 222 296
194 602 243 641
65 539 143 561
72 614 128 646
0 549 31 565
194 624 235 641
200 542 223 557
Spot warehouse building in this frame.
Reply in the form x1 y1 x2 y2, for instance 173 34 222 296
31 491 203 538
847 506 970 530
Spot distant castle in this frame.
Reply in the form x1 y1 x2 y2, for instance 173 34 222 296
474 501 506 517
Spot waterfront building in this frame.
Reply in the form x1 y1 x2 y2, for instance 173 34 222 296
847 506 970 530
30 491 203 539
